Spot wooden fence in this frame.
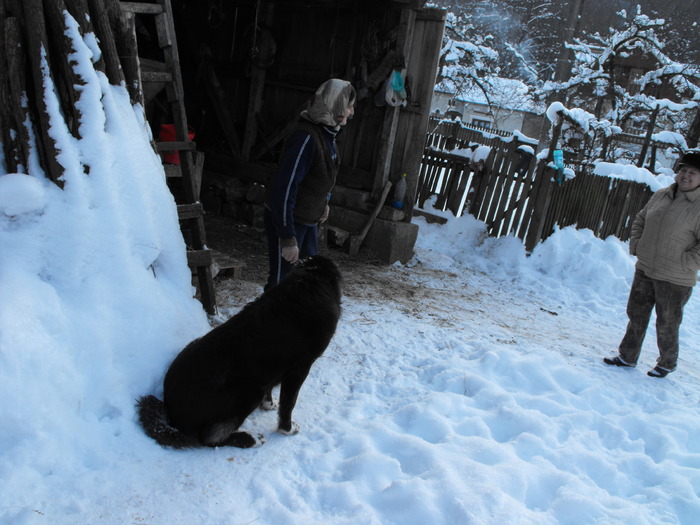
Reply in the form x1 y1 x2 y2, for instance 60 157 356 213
424 117 529 151
418 119 654 251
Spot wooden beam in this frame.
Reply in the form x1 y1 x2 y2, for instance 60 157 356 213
348 180 392 256
371 8 416 200
44 0 84 138
1 16 28 172
242 2 275 161
86 0 125 87
200 45 242 159
119 2 163 15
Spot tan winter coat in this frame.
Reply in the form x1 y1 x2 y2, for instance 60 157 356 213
629 183 700 286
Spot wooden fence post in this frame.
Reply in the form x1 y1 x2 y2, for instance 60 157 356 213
524 114 564 250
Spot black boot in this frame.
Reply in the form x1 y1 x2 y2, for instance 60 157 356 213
603 356 634 367
647 366 670 378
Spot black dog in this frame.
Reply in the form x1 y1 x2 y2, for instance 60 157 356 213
137 255 342 448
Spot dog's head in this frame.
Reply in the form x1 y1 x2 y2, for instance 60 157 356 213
285 255 342 303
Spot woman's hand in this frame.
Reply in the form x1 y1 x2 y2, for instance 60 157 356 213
319 205 330 223
282 245 299 263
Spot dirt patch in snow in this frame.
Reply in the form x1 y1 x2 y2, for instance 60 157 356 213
203 215 462 314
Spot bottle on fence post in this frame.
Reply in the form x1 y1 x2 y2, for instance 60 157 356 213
391 173 407 209
553 149 565 185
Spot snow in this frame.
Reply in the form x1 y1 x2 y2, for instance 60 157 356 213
652 130 688 149
2 80 700 524
2 16 700 525
438 76 539 114
593 162 675 191
451 144 492 164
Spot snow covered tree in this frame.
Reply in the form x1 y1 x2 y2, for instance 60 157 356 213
432 0 559 87
538 6 700 165
435 11 501 108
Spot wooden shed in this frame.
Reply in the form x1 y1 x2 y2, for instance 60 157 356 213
154 0 446 263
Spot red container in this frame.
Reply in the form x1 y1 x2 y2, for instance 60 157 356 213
159 124 195 165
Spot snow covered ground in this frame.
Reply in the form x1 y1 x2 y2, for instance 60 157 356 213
1 35 699 524
2 162 700 524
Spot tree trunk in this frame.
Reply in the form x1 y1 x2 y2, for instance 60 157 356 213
686 107 700 149
637 104 659 168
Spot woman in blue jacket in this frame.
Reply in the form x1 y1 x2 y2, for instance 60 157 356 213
264 79 356 290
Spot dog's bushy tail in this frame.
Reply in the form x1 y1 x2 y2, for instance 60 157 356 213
136 395 198 449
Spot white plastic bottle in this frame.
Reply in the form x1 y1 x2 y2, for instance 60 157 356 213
391 173 407 209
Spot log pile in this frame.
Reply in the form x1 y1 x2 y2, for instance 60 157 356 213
0 0 141 186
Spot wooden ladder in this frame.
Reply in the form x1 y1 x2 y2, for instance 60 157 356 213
119 0 216 315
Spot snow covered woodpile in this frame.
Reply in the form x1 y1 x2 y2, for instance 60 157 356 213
0 0 138 186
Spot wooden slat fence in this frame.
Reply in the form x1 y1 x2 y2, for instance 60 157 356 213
425 117 526 151
418 122 654 251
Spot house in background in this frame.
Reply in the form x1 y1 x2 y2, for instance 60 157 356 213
431 77 545 140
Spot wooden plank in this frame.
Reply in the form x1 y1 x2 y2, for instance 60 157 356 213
348 181 393 257
591 176 612 236
511 158 538 239
187 249 212 267
372 8 416 200
65 0 107 78
211 252 245 279
141 70 172 82
2 16 32 173
177 202 204 219
478 148 507 224
114 8 143 106
120 2 163 14
397 9 445 220
241 3 273 161
156 140 196 152
86 0 124 86
21 0 65 185
42 0 84 139
445 162 466 216
200 45 242 159
488 146 520 235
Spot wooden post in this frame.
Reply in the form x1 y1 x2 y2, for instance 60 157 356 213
4 16 33 168
43 0 84 138
372 8 415 201
86 0 125 87
64 0 113 85
0 4 17 172
200 44 242 159
399 8 445 221
241 2 274 161
21 0 65 184
524 115 563 251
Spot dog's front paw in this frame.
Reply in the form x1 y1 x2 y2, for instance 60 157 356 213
252 433 266 447
277 421 300 435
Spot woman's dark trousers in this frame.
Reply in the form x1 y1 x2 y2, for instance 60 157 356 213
619 270 692 371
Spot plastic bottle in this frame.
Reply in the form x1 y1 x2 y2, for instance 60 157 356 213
553 149 564 169
391 173 407 209
553 150 565 184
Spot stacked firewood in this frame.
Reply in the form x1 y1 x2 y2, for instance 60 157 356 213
0 0 141 186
